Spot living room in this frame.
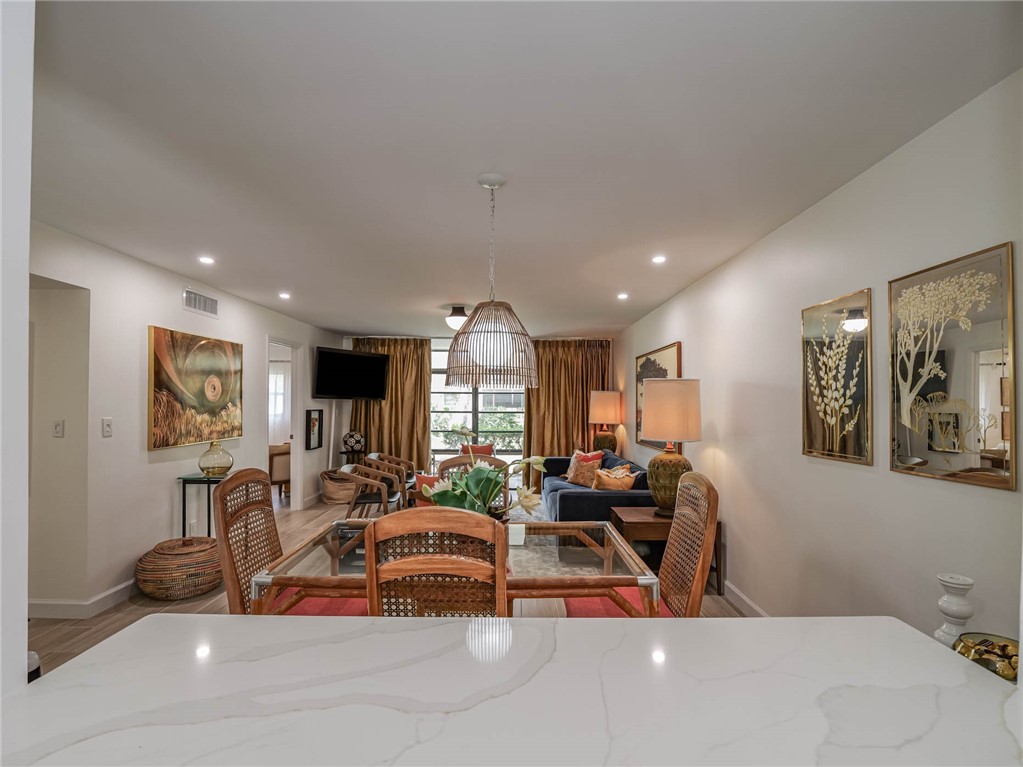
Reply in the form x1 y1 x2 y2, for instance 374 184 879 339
2 2 1022 764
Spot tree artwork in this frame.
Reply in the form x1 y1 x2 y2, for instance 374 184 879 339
806 310 864 454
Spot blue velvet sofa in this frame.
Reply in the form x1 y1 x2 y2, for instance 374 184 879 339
540 450 653 523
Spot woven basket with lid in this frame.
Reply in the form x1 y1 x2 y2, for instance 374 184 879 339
135 537 223 600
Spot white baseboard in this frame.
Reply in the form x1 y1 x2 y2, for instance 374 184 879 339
29 579 135 620
723 579 770 618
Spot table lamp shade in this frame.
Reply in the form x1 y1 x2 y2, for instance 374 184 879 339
589 390 622 452
642 378 702 514
588 391 622 425
642 379 702 442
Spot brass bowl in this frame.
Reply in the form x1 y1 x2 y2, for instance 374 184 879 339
954 632 1018 683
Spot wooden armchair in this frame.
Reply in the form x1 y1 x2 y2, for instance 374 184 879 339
319 464 401 518
365 453 413 508
364 507 508 617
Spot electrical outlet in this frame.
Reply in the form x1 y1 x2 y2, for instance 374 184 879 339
52 420 65 438
101 417 113 438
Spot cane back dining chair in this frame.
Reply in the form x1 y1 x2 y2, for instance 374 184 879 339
214 468 367 616
436 454 510 510
364 507 508 617
565 471 719 618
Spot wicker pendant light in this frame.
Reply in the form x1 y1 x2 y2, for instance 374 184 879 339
446 175 538 389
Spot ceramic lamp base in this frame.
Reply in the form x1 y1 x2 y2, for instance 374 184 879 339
648 448 692 514
593 429 617 453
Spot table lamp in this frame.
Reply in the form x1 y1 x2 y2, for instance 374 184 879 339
589 390 622 452
641 378 701 514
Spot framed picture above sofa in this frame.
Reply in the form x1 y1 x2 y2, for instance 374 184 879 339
635 342 681 449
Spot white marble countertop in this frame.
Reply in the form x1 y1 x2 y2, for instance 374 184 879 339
3 614 1020 765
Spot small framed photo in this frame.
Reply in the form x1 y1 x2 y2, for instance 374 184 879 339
305 409 323 450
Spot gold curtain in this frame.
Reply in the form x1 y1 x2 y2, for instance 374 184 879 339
349 337 431 469
523 339 612 483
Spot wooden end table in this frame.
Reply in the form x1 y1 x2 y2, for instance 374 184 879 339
610 506 723 596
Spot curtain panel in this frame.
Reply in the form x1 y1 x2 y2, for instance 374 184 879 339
523 339 612 483
350 337 431 469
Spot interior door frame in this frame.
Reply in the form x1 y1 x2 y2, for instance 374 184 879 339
268 336 305 511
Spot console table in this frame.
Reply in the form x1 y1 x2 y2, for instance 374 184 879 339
611 505 723 594
4 614 1018 765
176 473 225 537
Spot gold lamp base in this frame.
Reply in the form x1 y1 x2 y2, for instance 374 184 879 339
647 444 692 515
593 426 617 453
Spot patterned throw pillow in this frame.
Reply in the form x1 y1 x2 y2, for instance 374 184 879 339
565 450 603 487
591 466 638 491
414 474 441 506
460 443 495 456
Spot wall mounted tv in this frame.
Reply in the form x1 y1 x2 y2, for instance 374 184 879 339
313 347 389 400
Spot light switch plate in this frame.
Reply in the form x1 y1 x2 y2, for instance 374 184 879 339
101 417 113 438
52 420 65 438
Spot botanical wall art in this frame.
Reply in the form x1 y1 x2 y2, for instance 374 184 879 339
889 243 1015 490
148 326 243 449
802 289 872 464
636 342 681 449
306 409 323 450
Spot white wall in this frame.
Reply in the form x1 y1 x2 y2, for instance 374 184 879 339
615 70 1022 637
29 281 90 602
29 222 343 615
1 0 36 695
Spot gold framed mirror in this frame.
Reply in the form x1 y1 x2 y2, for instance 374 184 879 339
889 243 1015 490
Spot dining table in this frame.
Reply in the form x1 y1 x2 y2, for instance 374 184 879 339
250 518 662 618
2 613 1019 765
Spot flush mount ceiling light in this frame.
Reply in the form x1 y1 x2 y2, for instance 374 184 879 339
445 305 469 330
618 293 629 300
279 292 291 300
651 254 667 264
446 174 538 389
198 255 215 265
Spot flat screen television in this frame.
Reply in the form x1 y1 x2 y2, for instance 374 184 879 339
313 347 389 400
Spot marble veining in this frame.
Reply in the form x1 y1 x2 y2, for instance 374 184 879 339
2 614 1019 766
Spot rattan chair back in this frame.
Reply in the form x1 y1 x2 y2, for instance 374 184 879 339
213 468 282 615
364 507 508 617
659 472 719 618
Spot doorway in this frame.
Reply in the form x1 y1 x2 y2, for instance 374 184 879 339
267 342 294 511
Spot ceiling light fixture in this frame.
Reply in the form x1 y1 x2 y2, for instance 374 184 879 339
279 292 291 299
198 255 215 265
652 254 667 264
841 308 868 333
446 174 538 389
618 293 629 300
445 305 469 331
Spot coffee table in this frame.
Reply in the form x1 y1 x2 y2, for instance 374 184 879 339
611 505 723 595
250 518 660 617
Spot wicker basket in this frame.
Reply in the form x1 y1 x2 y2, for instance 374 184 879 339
135 537 223 600
320 470 355 505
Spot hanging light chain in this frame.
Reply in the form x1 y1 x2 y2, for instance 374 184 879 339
488 187 497 302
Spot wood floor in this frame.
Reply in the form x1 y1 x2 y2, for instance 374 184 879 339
28 501 742 676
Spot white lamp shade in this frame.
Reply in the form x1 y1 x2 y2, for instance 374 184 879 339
641 378 701 442
588 391 622 425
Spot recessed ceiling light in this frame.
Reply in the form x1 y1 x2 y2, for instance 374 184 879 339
617 293 629 300
198 255 215 265
651 254 667 264
279 292 291 299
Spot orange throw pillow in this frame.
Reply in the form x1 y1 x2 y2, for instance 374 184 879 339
565 450 603 487
460 443 495 456
592 467 638 491
415 474 440 506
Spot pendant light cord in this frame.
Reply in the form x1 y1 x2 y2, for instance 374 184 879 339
488 187 496 302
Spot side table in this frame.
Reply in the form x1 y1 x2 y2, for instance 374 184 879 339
177 474 226 537
611 506 723 596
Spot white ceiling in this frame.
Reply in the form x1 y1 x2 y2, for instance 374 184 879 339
32 2 1022 338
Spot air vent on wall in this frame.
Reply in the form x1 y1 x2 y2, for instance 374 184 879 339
182 287 219 318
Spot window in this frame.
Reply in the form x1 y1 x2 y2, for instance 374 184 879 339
430 339 525 469
268 372 286 417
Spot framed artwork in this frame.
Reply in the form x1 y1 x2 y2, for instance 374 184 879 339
148 326 243 449
636 342 682 449
889 242 1015 490
306 409 323 450
801 288 872 464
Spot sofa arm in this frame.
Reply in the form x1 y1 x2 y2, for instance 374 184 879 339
540 457 572 482
554 489 656 524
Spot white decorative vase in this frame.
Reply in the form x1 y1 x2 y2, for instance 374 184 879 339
934 573 975 647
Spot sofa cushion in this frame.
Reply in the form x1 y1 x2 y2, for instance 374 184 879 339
542 476 578 510
600 451 631 470
565 450 603 487
592 467 638 491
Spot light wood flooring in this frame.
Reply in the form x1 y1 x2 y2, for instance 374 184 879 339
28 501 742 676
